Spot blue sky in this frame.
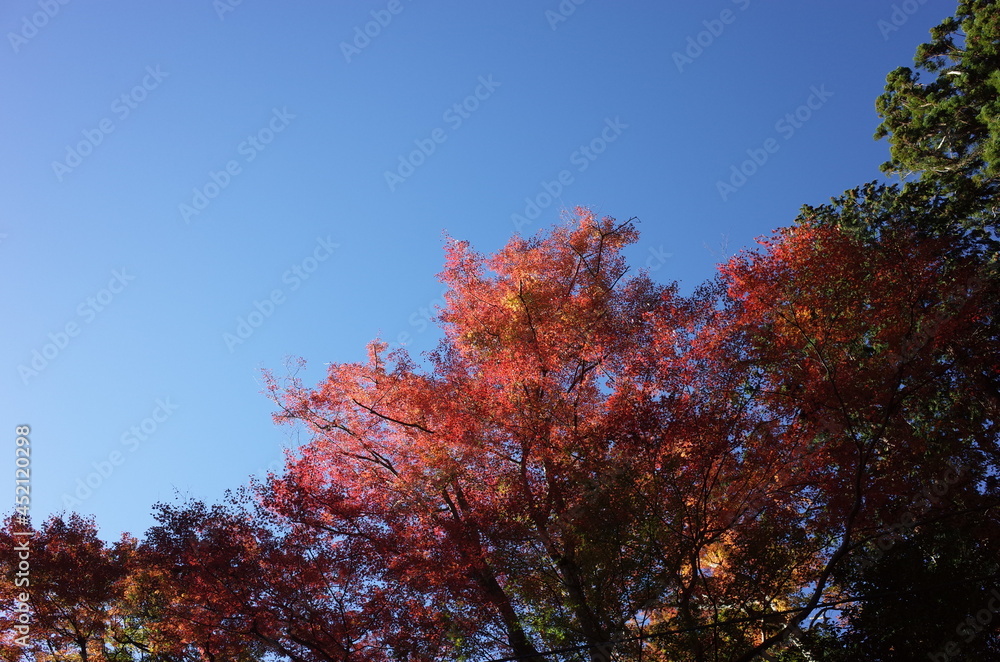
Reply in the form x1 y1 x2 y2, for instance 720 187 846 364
2 0 957 541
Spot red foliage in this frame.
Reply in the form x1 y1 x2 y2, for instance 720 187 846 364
0 514 138 662
6 210 995 662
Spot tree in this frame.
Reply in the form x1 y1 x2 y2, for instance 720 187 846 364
142 492 458 662
261 208 999 661
789 2 1000 655
0 514 162 662
5 216 996 660
830 523 1000 661
875 0 1000 187
715 220 999 661
8 5 1000 658
262 211 797 660
810 1 1000 254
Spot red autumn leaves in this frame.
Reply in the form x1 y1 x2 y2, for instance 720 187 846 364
3 209 996 661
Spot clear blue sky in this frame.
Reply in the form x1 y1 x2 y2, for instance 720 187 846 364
2 0 957 541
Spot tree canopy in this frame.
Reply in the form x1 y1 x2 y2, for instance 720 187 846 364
3 2 999 660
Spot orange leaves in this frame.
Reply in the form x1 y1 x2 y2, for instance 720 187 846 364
717 218 996 533
10 206 997 660
152 209 1000 659
0 514 140 662
259 209 804 655
438 209 637 376
722 224 943 411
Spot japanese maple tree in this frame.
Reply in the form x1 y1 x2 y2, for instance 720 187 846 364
0 514 149 662
715 220 998 661
5 210 995 661
261 207 998 661
142 492 460 662
261 210 825 660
